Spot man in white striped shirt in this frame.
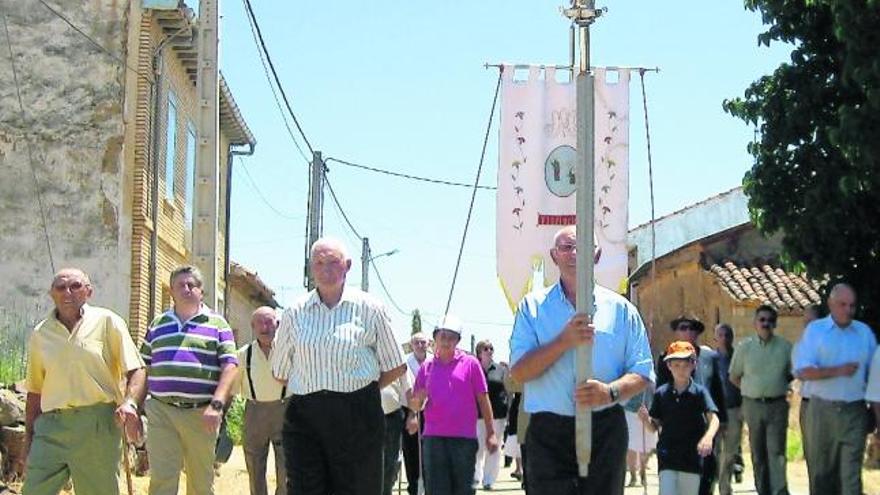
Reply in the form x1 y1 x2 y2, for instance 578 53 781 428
271 237 407 495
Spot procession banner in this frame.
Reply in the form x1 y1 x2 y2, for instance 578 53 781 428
497 65 630 311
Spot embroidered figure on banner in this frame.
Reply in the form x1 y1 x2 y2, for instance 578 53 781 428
544 145 576 198
511 111 527 232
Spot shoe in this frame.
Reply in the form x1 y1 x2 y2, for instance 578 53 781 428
482 484 492 491
511 472 522 481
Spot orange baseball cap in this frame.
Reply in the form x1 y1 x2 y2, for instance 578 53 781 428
664 340 696 361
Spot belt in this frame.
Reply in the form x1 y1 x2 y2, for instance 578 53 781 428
161 399 211 409
746 396 786 403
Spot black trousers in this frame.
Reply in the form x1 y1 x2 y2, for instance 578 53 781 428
525 406 627 495
401 410 422 495
283 382 384 495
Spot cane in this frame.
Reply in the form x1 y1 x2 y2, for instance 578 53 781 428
416 426 424 495
122 438 134 495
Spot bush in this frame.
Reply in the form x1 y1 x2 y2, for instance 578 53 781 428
786 427 803 462
225 396 246 445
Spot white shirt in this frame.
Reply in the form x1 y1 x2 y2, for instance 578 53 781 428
406 352 428 377
866 347 880 402
237 342 287 401
381 373 411 414
271 287 404 395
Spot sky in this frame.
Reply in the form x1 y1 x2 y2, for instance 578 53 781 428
220 1 793 360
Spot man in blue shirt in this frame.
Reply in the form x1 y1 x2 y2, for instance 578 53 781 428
509 226 655 495
793 283 877 495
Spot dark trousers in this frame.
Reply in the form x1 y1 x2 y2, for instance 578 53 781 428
282 383 384 495
401 411 422 495
422 436 478 495
382 409 405 495
699 447 718 495
525 406 627 495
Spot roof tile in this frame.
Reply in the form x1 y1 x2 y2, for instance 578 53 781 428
707 260 822 311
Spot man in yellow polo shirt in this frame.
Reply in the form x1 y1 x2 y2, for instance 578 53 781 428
23 268 146 495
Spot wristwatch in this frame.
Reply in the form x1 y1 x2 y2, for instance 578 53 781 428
209 399 225 412
608 383 620 403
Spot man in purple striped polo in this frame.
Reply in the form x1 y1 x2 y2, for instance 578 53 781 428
140 265 239 495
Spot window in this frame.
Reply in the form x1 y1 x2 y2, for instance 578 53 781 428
164 91 178 201
184 123 197 226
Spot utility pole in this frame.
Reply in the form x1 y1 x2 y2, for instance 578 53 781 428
192 0 220 307
304 150 324 290
563 0 603 478
361 237 371 291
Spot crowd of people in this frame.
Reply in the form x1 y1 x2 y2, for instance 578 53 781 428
17 228 880 495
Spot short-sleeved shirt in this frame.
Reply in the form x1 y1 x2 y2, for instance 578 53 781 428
716 351 742 409
478 363 508 419
270 288 404 394
729 334 792 400
866 347 880 403
236 342 287 402
26 305 144 412
414 350 488 438
509 283 655 416
792 316 877 402
141 306 238 405
649 380 718 474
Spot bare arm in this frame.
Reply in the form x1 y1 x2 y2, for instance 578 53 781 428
575 373 649 407
476 392 499 453
797 362 858 381
25 393 41 448
730 375 741 388
213 362 239 403
698 411 720 457
125 368 147 406
510 313 593 383
637 404 658 433
379 364 406 389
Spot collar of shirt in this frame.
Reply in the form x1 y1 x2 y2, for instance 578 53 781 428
167 304 213 327
304 287 360 309
668 378 699 398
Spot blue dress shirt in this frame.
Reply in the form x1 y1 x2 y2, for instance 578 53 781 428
509 283 655 416
793 315 877 402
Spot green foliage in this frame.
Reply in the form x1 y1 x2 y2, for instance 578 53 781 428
225 396 246 445
411 309 422 335
0 307 34 385
786 427 803 461
724 0 880 329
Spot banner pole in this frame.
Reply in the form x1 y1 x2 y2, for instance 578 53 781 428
562 0 603 478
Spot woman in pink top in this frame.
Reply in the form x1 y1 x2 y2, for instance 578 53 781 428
410 315 499 495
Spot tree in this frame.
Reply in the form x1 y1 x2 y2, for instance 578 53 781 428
723 0 880 330
411 309 422 335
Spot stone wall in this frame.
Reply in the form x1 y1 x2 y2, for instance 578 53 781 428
0 0 133 321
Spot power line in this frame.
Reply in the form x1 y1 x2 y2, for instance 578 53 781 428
3 14 55 274
369 259 409 316
323 172 363 240
241 0 315 155
236 157 303 221
325 157 497 191
444 70 503 314
35 0 153 83
240 0 310 164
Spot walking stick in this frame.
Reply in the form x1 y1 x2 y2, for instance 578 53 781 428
122 437 134 495
417 426 424 495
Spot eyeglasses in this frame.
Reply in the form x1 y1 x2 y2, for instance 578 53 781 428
676 325 698 332
52 281 87 292
482 347 494 352
555 243 577 253
757 317 777 324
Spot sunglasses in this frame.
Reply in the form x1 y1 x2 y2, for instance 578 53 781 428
52 281 87 292
555 243 577 253
482 347 494 352
758 317 777 324
676 325 697 332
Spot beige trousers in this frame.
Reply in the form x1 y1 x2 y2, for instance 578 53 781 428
146 398 218 495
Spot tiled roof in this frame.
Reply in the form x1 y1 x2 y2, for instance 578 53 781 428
708 260 822 311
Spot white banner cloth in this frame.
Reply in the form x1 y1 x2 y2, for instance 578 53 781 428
496 65 630 311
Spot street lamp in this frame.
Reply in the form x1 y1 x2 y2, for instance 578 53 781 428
361 237 398 291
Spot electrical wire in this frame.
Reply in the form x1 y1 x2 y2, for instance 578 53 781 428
3 14 55 275
236 157 303 221
241 0 315 155
240 0 310 164
323 173 363 241
369 259 408 316
443 70 503 314
325 157 497 191
36 0 153 83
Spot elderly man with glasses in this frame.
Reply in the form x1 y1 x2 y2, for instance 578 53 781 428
728 305 792 495
655 317 727 495
23 268 145 495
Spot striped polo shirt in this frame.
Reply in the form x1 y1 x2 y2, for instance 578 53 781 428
141 306 239 404
271 287 404 395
